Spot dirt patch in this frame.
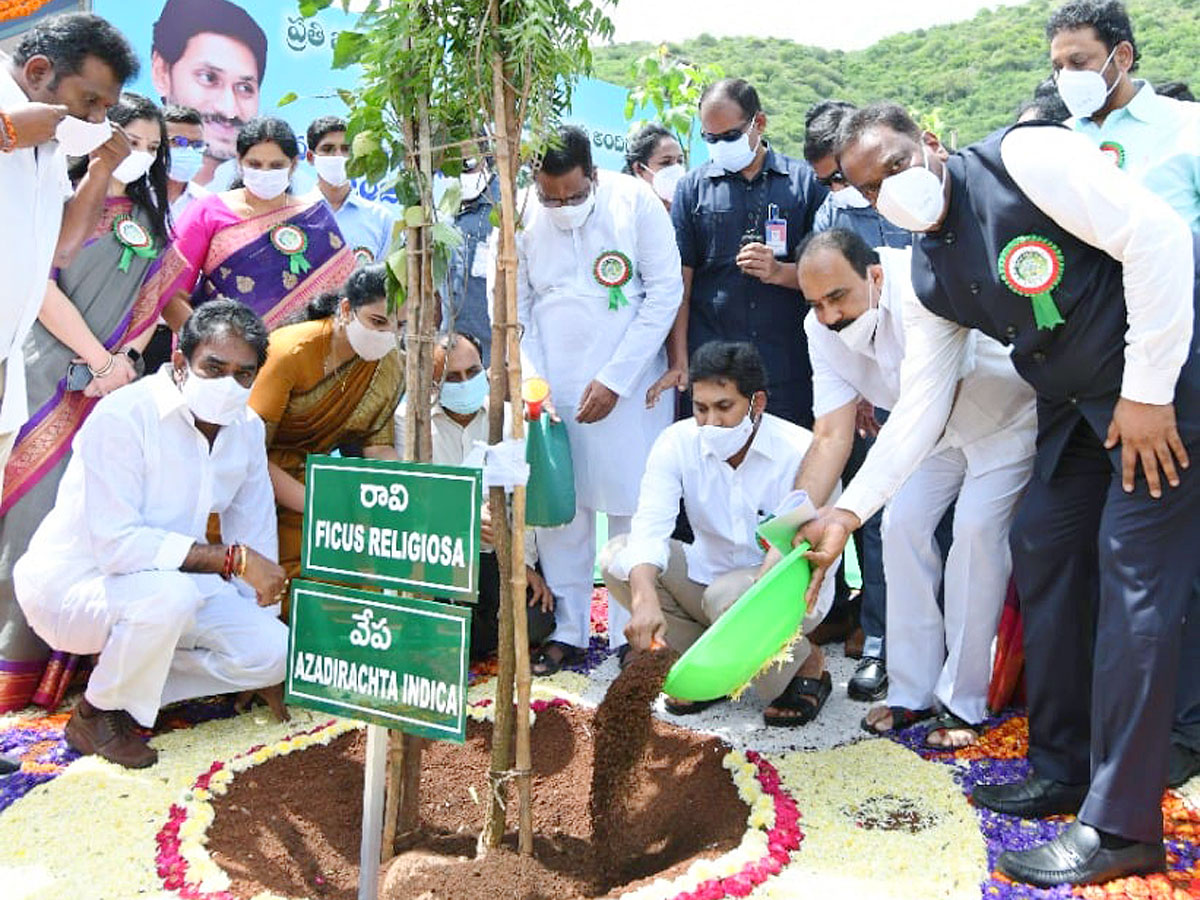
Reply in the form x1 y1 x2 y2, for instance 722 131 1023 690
207 703 748 899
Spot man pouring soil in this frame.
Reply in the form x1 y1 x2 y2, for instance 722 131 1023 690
600 340 836 726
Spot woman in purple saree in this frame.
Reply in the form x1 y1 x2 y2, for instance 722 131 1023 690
155 117 355 332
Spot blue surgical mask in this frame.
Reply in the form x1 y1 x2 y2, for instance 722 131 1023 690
440 370 488 415
168 146 205 183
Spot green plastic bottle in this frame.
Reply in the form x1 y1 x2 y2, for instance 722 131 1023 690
522 377 575 527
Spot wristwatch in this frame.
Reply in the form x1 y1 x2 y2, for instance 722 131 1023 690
124 347 146 377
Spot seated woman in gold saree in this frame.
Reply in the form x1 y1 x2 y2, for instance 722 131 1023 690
248 264 404 610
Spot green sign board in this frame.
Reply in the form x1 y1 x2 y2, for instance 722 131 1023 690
286 580 471 741
301 455 482 599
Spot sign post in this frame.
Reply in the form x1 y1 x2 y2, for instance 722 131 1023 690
286 455 482 899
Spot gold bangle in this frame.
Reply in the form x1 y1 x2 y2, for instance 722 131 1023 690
234 543 248 579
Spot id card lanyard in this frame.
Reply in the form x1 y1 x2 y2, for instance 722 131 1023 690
764 202 787 258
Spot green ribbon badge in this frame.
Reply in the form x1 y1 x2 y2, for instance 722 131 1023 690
270 223 313 275
594 250 633 311
998 234 1066 331
112 215 156 273
1099 140 1126 168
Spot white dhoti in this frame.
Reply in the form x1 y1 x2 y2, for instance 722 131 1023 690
881 446 1033 723
18 569 287 727
537 509 631 650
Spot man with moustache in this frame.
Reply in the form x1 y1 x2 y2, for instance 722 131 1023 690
151 0 267 190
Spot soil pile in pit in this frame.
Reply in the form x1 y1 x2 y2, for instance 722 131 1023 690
588 646 679 887
206 699 748 900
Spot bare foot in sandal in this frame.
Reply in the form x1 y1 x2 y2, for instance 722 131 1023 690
763 645 830 727
861 704 934 735
924 711 981 749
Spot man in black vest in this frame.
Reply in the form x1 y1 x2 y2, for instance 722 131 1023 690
798 103 1199 887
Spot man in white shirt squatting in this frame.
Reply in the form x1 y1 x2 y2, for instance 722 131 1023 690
516 125 683 674
792 228 1036 745
601 341 837 726
14 300 289 769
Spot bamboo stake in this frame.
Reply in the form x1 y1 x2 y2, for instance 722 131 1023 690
492 52 533 857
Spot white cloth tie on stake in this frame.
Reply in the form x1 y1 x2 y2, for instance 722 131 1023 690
479 438 529 492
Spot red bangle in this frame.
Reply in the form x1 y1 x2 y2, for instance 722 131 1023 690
221 544 237 581
0 112 16 153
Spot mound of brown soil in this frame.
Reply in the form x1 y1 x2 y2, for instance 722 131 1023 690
207 705 748 900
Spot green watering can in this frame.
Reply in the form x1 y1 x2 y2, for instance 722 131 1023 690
523 377 576 527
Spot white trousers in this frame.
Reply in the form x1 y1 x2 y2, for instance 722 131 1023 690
20 570 287 727
535 507 631 649
881 446 1033 724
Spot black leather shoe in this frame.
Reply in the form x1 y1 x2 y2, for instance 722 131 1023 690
847 656 887 701
1167 742 1200 789
971 774 1088 818
998 822 1165 887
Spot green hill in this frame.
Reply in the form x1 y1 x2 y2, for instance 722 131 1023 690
591 0 1200 152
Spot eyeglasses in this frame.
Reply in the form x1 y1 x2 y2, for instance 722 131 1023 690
817 170 847 188
535 183 592 208
168 135 207 151
701 120 752 144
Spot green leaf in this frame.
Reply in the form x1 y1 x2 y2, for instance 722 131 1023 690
431 221 464 250
403 206 424 228
436 180 463 218
276 91 299 107
336 88 356 109
332 30 368 69
387 247 408 293
298 0 334 17
351 130 381 159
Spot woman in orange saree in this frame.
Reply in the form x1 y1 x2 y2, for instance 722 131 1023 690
155 117 355 332
248 264 405 616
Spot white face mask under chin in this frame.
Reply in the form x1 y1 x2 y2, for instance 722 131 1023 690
875 146 947 232
698 409 756 460
180 366 251 426
835 277 881 355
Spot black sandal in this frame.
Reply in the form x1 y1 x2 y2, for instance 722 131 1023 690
763 670 832 727
924 711 982 749
663 695 727 716
530 640 585 677
860 705 934 736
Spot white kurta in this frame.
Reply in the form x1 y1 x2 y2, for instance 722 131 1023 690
516 172 683 516
14 370 287 726
0 62 71 439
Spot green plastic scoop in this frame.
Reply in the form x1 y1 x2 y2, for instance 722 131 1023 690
660 541 812 702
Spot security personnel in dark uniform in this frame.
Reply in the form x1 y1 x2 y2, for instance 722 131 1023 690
672 78 827 428
803 103 1199 888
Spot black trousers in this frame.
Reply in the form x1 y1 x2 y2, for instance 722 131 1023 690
468 551 555 661
1011 420 1200 842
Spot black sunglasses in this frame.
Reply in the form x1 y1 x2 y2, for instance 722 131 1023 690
701 120 752 144
817 170 847 188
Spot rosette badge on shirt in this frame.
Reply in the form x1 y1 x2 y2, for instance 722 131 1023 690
112 215 156 272
270 223 313 275
998 235 1066 331
594 250 633 311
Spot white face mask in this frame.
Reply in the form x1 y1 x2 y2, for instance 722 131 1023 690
345 312 397 361
545 189 596 231
834 276 880 355
1055 46 1120 119
180 365 250 426
698 408 757 460
876 146 947 232
111 149 156 185
314 154 349 187
459 170 490 202
650 163 685 202
241 166 291 201
708 127 759 173
830 185 871 209
55 116 113 156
